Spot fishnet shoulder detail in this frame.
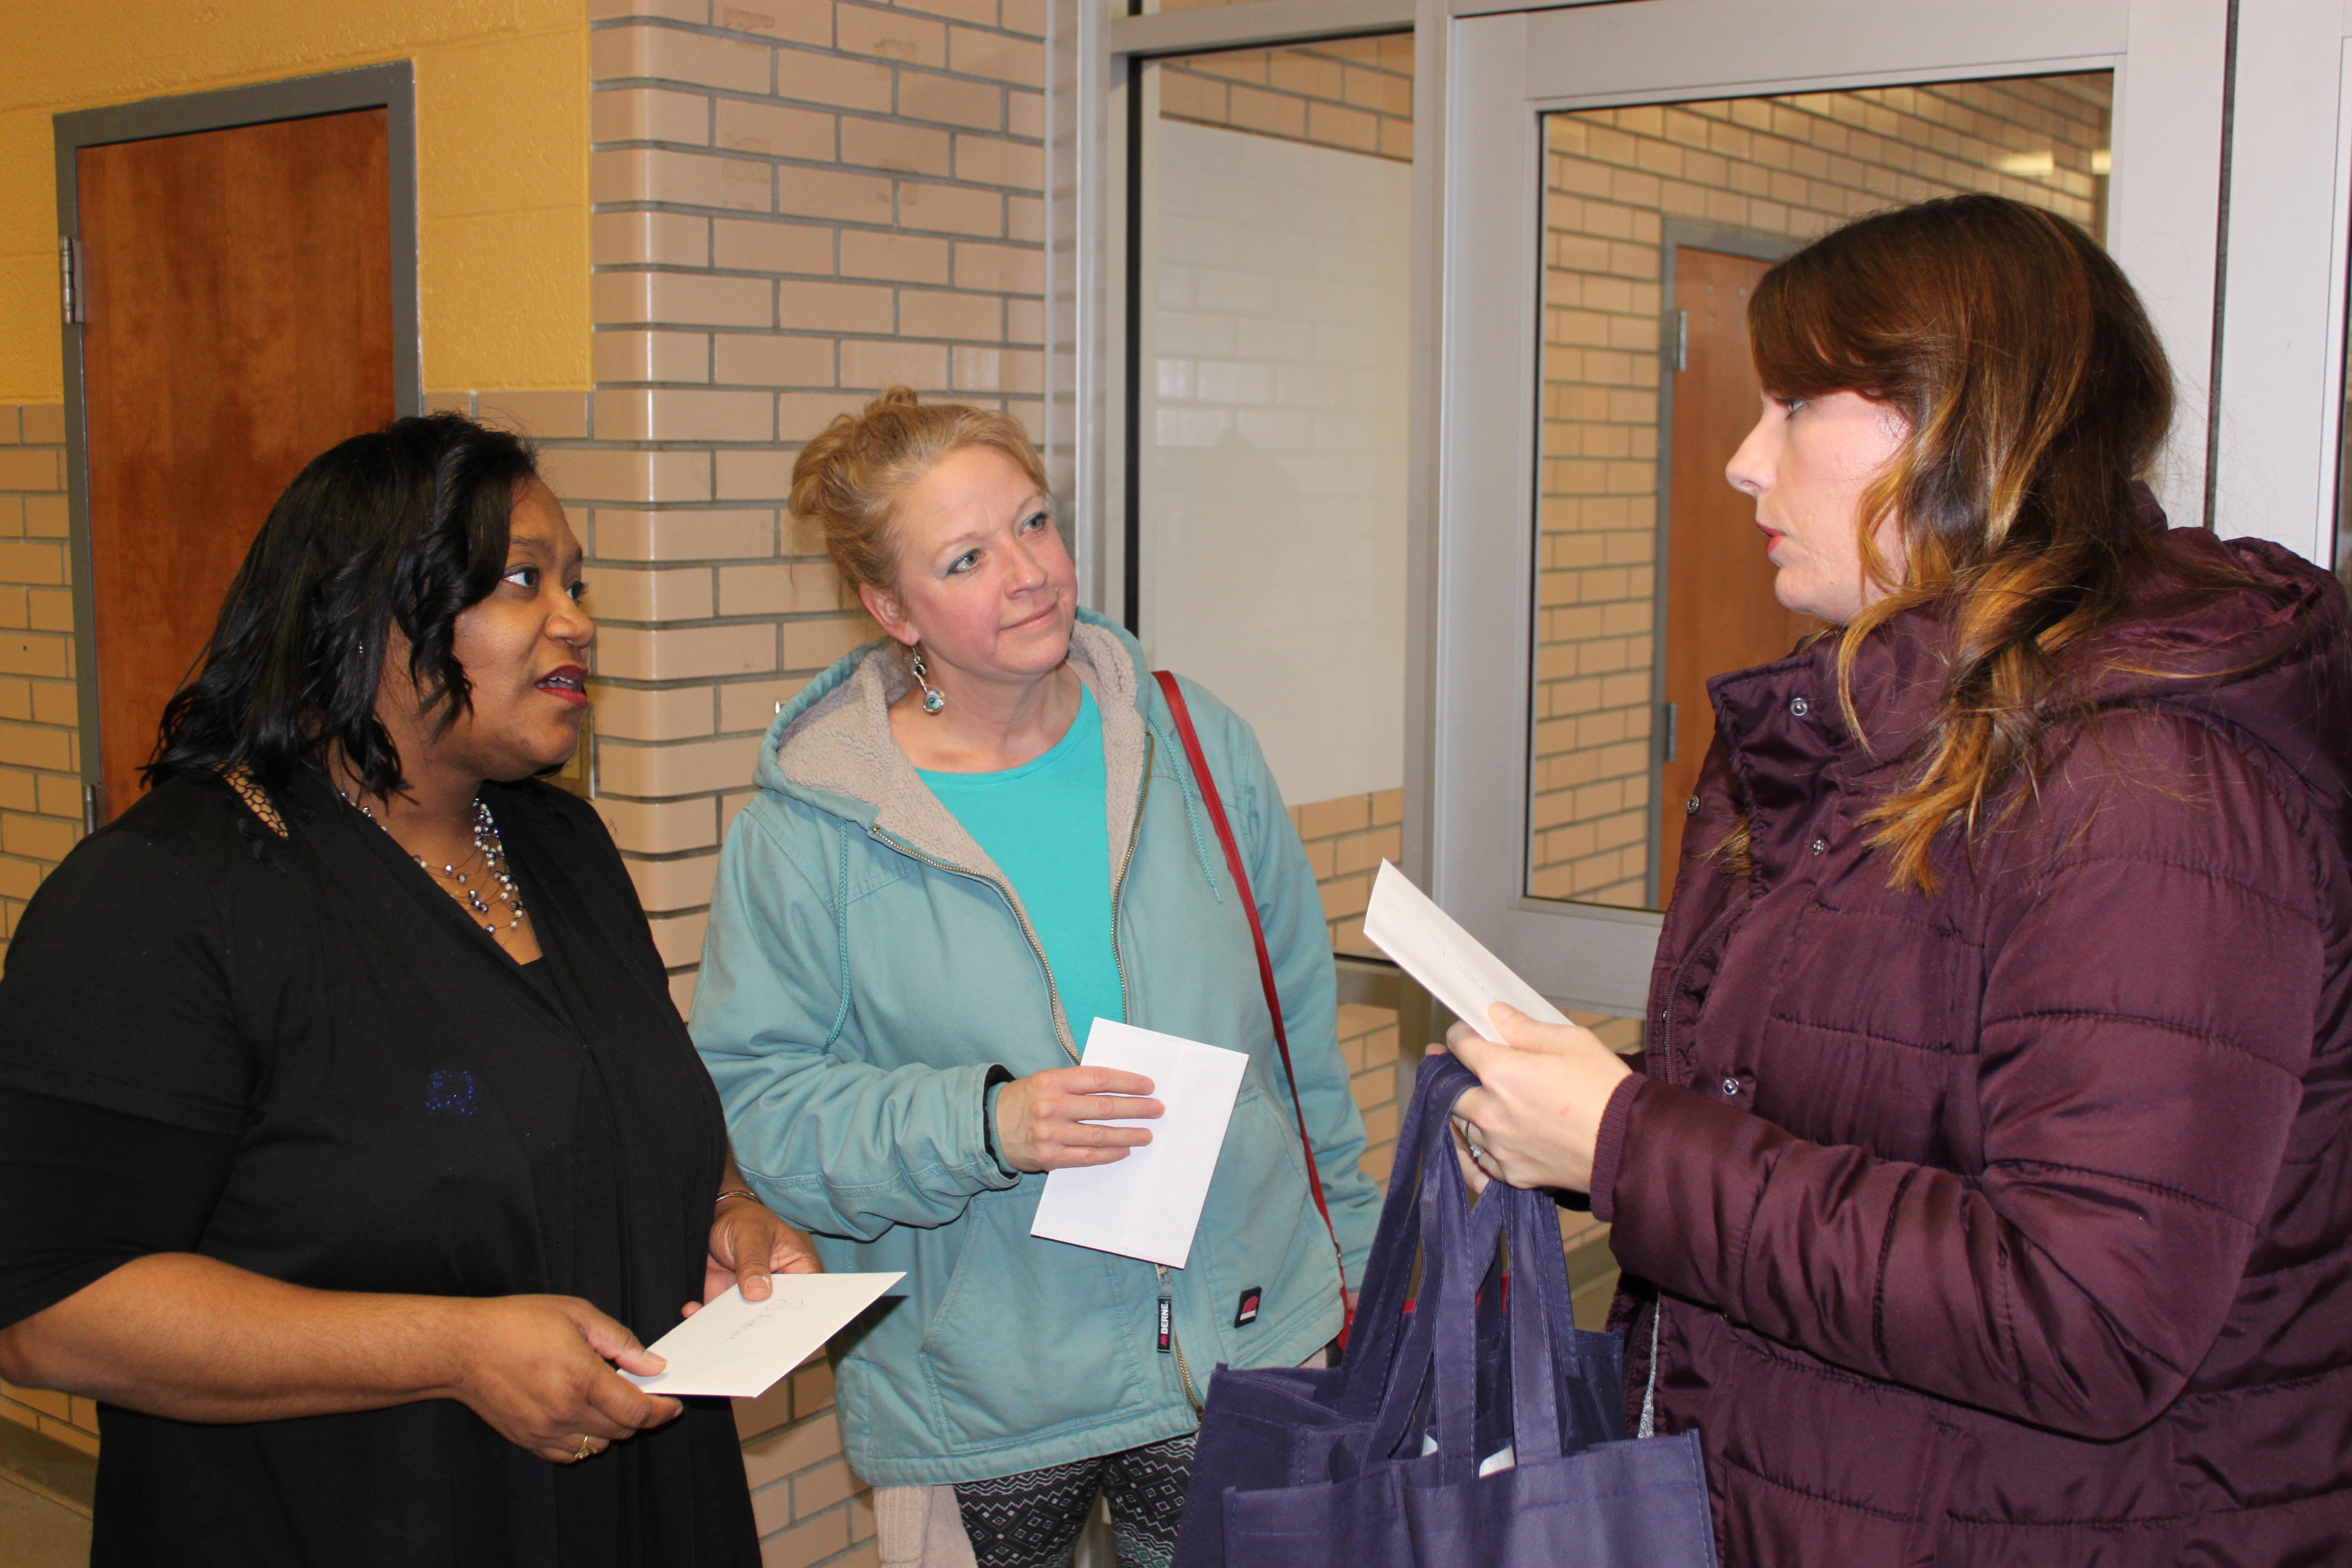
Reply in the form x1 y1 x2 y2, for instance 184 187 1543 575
223 767 289 839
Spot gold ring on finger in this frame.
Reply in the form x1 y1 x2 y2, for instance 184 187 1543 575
572 1437 596 1463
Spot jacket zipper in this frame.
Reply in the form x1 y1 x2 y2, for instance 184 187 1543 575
875 730 1204 1408
1114 736 1200 1411
1160 1260 1203 1411
1654 894 1750 1081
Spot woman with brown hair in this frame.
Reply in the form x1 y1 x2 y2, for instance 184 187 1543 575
1440 193 2352 1564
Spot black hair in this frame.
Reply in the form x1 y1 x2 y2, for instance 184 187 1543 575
146 412 540 797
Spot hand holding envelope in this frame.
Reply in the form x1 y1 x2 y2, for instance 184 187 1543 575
1362 861 1631 1194
1360 861 1571 1034
994 1061 1162 1172
1024 866 1616 1255
623 1275 904 1399
1030 1020 1249 1268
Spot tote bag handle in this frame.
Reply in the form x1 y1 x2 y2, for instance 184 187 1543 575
1362 1082 1500 1473
1153 670 1353 1348
1362 1056 1573 1480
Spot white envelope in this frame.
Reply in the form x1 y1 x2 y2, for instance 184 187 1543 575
1361 861 1571 1034
1028 1019 1249 1269
621 1274 903 1399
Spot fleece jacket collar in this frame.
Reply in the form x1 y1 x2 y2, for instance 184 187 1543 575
753 607 1155 894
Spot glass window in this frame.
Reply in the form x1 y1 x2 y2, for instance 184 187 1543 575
1134 35 1414 955
1526 74 2114 910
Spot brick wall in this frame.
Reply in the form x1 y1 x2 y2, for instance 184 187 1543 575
578 0 1050 1029
732 1360 875 1568
1288 787 1400 958
1530 74 2112 906
576 1 1049 1557
0 473 90 1482
0 404 76 964
0 1376 98 1461
1335 999 1401 1181
1158 34 1411 163
1147 24 1420 1203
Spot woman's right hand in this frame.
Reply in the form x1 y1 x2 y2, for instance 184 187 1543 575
444 1295 683 1464
1443 1004 1631 1193
994 1066 1162 1172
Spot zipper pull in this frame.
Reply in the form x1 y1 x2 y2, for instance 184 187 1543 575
1157 1294 1173 1353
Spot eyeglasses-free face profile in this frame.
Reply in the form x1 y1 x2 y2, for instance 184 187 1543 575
1440 193 2352 1567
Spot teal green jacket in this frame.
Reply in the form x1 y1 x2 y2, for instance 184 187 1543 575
690 612 1382 1485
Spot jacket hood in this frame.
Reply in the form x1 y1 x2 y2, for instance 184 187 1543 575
750 606 1157 875
2076 529 2351 811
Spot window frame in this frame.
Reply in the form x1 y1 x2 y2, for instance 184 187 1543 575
1049 0 1442 934
2208 0 2352 567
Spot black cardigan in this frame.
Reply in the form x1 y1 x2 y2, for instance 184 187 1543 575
0 770 757 1567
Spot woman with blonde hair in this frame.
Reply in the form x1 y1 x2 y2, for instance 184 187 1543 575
691 390 1379 1566
1441 194 2352 1563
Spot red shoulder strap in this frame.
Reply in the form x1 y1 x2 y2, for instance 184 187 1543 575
1152 670 1352 1345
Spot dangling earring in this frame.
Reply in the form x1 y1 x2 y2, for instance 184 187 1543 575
910 645 947 715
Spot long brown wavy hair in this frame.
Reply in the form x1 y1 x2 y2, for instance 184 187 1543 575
1747 194 2264 892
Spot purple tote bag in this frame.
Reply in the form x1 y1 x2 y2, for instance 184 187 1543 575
1169 1054 1718 1568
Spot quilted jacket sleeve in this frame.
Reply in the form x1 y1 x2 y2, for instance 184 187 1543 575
1602 711 2328 1439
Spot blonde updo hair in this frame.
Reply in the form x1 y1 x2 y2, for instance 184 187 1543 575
791 387 1052 596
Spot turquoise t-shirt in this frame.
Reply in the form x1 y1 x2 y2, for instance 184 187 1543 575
917 685 1125 1047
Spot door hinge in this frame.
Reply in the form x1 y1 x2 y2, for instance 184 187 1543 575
59 237 84 325
1667 308 1688 374
82 782 103 835
1660 701 1679 764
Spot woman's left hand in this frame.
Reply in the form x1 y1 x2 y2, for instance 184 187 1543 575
1443 1004 1634 1193
692 1196 823 1315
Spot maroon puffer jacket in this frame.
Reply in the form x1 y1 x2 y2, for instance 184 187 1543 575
1591 522 2352 1566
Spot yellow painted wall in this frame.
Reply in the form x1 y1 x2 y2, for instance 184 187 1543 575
0 0 591 402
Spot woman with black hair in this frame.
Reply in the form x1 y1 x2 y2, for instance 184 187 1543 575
0 414 810 1567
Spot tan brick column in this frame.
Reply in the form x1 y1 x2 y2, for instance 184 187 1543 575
574 1 1050 1558
0 404 77 957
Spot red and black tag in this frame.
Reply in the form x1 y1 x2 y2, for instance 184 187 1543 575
1235 1286 1262 1327
1157 1296 1173 1352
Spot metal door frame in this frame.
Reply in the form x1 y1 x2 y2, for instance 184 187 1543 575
52 61 421 825
1644 220 1801 906
1048 0 1418 625
2209 0 2352 568
1049 0 1438 1018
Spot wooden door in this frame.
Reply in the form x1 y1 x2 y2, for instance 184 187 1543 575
1659 246 1818 881
78 108 394 820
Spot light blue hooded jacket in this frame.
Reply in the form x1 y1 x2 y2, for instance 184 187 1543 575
690 611 1382 1485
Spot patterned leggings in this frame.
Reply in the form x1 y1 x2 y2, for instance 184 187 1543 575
953 1433 1196 1568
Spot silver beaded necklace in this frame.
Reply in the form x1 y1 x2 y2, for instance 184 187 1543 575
342 791 528 935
